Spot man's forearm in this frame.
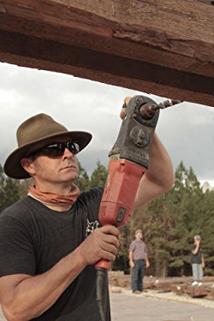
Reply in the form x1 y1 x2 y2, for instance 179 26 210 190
145 254 149 264
3 248 86 321
202 256 205 268
134 134 174 209
129 251 134 265
192 243 200 255
145 134 174 190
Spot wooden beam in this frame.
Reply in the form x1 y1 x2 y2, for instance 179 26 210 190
0 0 213 106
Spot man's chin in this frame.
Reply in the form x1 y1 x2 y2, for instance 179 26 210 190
60 172 78 183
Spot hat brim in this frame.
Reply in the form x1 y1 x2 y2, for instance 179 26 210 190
4 131 92 179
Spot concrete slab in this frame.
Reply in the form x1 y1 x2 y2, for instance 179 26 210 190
110 291 214 321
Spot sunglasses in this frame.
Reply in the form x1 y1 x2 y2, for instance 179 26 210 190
29 141 80 158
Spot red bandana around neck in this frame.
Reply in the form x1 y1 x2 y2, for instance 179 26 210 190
28 184 80 209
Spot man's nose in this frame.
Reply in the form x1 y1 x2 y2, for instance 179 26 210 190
63 147 75 157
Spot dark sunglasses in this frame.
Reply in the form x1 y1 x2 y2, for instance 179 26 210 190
29 141 80 158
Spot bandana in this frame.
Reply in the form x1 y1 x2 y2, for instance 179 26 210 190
28 184 80 210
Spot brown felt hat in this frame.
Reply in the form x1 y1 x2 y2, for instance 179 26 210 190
4 113 92 179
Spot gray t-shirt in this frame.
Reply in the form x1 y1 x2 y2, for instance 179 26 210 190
129 239 148 260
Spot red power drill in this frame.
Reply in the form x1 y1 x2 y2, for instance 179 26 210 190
96 95 160 270
95 96 181 321
95 95 160 321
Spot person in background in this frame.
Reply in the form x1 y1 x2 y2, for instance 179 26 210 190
191 235 205 286
129 229 150 294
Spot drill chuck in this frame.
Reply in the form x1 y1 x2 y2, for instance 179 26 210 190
109 95 160 169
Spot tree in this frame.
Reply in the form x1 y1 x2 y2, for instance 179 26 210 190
90 161 107 189
113 161 214 277
76 161 90 191
0 164 21 212
198 190 214 275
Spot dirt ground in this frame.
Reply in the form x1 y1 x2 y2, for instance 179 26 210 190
109 271 214 301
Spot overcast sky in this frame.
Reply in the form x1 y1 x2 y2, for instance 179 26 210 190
0 62 213 185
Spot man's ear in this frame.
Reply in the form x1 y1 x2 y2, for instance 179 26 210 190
20 158 35 176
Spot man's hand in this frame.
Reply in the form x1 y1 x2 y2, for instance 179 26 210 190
192 240 200 255
129 260 135 268
146 261 150 269
195 239 200 246
77 225 120 265
120 96 132 119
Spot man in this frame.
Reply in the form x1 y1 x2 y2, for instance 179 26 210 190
129 229 150 294
191 235 205 285
0 112 174 321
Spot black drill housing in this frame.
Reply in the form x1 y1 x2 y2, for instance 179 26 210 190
109 95 159 169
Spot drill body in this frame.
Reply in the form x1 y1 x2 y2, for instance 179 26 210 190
96 95 160 269
99 95 160 227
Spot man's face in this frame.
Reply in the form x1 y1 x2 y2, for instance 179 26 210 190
22 143 79 188
194 237 201 244
136 232 143 240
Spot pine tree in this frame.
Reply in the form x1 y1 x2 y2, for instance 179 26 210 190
90 161 107 188
0 164 21 212
199 190 214 275
116 161 214 277
76 161 90 191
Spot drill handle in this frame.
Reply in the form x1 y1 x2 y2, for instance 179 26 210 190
96 259 111 270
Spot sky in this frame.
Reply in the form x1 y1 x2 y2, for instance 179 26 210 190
0 62 214 186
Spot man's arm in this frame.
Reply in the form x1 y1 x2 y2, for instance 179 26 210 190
134 134 174 209
144 245 150 268
192 240 200 255
201 255 205 269
129 250 135 268
145 254 150 268
0 225 119 321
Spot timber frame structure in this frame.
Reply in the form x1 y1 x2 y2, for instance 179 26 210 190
0 0 213 106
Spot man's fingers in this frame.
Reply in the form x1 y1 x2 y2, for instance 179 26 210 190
102 234 120 248
101 250 117 262
124 96 132 105
99 225 120 237
100 241 118 256
79 225 120 265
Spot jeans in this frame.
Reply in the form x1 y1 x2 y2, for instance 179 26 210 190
192 263 203 281
131 259 145 292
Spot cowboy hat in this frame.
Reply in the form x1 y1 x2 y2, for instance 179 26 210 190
4 113 92 179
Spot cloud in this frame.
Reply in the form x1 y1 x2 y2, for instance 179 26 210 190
0 62 213 184
157 103 214 181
